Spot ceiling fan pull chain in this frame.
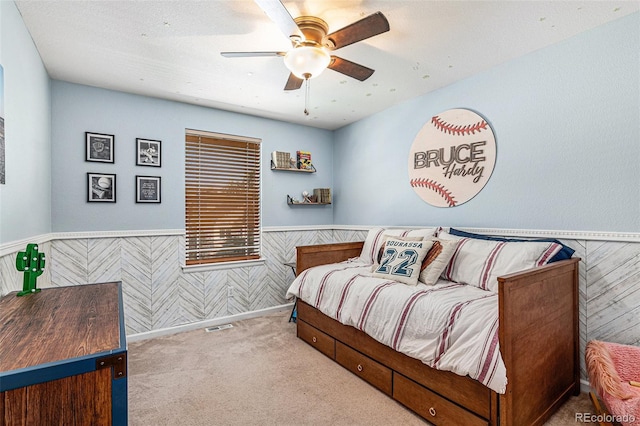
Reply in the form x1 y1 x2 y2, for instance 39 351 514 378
304 75 311 116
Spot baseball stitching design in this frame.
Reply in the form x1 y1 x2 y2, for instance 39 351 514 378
410 178 457 207
431 115 488 136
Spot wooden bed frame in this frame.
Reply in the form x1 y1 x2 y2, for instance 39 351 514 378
295 241 581 426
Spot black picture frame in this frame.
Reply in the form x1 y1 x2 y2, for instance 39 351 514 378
87 172 116 202
86 132 114 163
136 138 161 167
136 175 161 203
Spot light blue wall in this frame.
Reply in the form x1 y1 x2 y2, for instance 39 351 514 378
333 12 640 233
51 81 333 232
6 7 640 239
0 1 52 244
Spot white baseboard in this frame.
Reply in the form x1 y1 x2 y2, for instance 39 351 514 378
126 303 294 343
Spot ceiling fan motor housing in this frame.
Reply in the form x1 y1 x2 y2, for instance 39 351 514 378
283 16 333 79
293 16 333 48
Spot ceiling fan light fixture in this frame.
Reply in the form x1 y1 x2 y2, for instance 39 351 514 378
284 46 331 79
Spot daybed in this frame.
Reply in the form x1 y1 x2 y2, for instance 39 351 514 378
286 228 580 426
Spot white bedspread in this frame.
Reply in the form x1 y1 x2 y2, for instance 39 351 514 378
286 259 508 394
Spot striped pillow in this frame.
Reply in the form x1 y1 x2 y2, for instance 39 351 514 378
438 232 562 292
359 227 437 264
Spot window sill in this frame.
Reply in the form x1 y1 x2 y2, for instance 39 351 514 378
181 258 266 273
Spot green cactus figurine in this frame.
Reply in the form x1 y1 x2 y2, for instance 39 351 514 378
16 243 45 296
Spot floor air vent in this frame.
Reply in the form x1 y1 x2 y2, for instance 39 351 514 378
205 324 233 333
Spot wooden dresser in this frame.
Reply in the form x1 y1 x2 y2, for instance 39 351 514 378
0 282 127 426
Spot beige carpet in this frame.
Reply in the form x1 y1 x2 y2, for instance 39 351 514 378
128 310 594 425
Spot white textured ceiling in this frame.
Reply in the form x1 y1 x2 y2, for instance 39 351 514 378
15 0 640 130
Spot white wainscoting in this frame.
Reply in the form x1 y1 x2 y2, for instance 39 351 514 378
1 226 638 382
0 228 367 336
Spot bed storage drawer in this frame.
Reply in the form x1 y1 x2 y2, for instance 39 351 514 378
298 320 335 359
335 341 392 396
393 373 488 426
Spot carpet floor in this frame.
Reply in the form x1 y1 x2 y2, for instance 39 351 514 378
128 309 594 425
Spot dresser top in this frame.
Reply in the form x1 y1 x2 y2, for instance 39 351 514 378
0 282 123 373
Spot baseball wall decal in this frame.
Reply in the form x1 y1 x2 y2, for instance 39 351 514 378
408 108 496 207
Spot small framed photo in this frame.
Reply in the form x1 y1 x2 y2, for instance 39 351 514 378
88 173 116 202
86 132 114 163
136 175 161 203
136 138 161 167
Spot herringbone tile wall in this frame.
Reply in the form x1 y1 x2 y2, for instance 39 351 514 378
1 230 638 383
0 229 367 336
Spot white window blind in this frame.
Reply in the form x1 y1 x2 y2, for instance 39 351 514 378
185 130 261 265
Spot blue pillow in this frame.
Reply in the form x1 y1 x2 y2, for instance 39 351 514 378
447 228 575 263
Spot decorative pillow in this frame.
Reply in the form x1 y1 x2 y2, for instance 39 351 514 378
359 227 437 264
372 238 433 285
418 238 458 285
374 235 425 265
448 228 574 263
438 232 563 292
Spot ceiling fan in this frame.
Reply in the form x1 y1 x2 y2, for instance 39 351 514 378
221 0 390 114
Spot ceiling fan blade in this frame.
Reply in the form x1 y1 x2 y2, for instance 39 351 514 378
326 12 389 50
254 0 304 41
284 73 304 91
328 56 374 81
221 51 285 58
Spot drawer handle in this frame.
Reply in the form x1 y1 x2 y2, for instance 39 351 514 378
357 364 363 372
429 407 436 417
312 336 317 343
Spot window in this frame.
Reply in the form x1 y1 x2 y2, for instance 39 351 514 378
185 130 261 266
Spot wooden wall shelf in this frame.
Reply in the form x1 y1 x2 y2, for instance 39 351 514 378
271 160 316 173
287 195 331 206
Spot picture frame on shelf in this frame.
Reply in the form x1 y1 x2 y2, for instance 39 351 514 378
135 175 161 203
86 132 114 163
87 172 116 202
136 138 161 167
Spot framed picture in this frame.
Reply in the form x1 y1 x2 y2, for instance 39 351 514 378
87 172 116 202
136 138 161 167
86 132 114 163
136 175 161 203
